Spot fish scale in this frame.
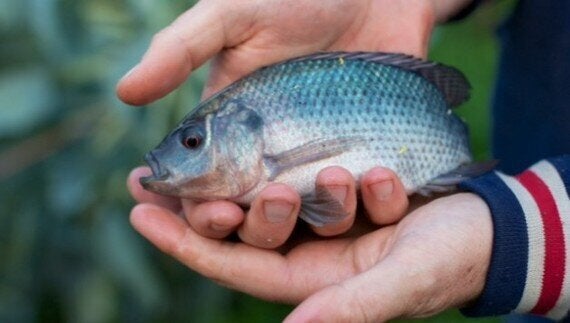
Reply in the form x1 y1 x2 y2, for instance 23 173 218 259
141 52 489 226
217 57 471 201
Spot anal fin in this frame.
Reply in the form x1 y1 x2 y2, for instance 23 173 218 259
299 186 348 227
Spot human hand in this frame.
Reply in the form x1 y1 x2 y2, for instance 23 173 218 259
116 0 472 105
129 192 493 322
128 165 410 248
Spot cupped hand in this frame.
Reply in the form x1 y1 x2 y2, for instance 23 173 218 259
128 166 410 248
117 0 442 105
129 192 493 322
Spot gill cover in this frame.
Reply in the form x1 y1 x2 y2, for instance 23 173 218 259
198 99 265 199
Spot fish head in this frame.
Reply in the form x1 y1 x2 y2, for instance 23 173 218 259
140 98 265 201
140 116 212 198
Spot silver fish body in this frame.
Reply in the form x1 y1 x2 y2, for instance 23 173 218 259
141 52 481 226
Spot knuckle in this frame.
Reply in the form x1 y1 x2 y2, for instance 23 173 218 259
239 229 286 249
318 166 353 185
150 27 169 45
173 228 198 262
151 25 185 47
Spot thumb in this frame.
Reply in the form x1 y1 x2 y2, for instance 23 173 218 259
117 1 222 105
116 1 259 105
284 260 416 323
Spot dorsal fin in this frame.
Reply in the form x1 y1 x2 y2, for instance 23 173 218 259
284 51 471 108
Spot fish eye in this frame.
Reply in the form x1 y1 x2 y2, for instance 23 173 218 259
180 122 206 150
182 134 202 149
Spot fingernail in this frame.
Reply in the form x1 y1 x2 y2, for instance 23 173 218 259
264 200 294 223
326 185 347 204
370 180 393 201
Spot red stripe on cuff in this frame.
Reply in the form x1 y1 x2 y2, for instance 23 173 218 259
517 170 566 315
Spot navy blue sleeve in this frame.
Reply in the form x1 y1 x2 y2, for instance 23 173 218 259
459 155 570 320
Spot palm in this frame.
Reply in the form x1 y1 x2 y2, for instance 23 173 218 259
131 193 491 320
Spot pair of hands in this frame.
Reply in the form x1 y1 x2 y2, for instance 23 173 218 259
127 166 491 322
118 0 493 321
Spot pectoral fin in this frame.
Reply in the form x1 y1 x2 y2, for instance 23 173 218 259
299 186 348 227
416 160 498 196
264 136 366 180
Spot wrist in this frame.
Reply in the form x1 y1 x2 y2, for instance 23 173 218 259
450 193 494 307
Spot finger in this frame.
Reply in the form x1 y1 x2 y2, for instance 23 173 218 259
117 1 258 105
130 203 190 254
130 203 293 299
127 167 181 213
360 167 409 225
237 184 300 249
310 167 357 237
130 203 392 304
182 199 245 239
117 1 223 105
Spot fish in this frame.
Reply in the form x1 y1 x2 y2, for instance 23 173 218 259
140 51 493 226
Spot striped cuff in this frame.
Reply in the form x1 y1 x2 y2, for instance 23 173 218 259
460 156 570 320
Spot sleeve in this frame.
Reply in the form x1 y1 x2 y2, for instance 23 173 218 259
459 155 570 320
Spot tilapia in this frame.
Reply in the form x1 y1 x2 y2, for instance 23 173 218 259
141 52 491 226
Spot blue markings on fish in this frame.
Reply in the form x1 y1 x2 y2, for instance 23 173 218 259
140 51 494 226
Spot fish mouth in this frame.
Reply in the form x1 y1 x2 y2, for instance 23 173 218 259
140 152 171 187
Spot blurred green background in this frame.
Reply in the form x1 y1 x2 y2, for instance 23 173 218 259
0 1 513 322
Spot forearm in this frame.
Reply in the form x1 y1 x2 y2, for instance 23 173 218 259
460 155 570 320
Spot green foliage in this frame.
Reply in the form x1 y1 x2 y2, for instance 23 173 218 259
0 1 512 322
